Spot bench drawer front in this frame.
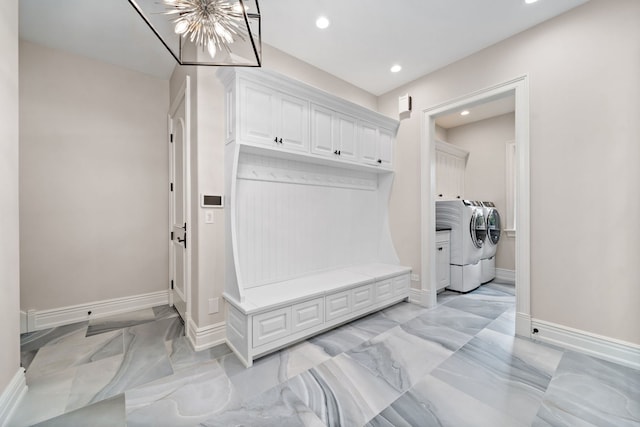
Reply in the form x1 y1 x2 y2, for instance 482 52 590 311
292 298 324 333
393 274 410 296
352 284 374 312
252 307 291 347
375 279 394 302
326 290 352 321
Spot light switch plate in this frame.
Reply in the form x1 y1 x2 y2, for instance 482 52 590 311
208 297 219 314
205 211 214 224
411 274 420 282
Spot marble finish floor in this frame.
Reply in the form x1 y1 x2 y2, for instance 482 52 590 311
9 282 640 426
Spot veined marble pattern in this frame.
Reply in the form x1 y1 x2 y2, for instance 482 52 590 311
10 284 640 426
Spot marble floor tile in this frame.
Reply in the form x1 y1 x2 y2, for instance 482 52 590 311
463 283 516 302
378 301 429 324
484 281 516 295
166 337 232 372
436 290 462 304
347 325 455 393
89 320 174 402
86 308 156 337
366 374 526 427
20 322 89 353
34 394 126 427
431 328 563 425
26 330 123 382
125 360 240 427
534 350 640 427
307 323 378 358
152 305 180 320
9 366 78 427
412 304 493 337
486 307 516 336
65 354 125 412
221 345 321 402
443 295 511 320
400 314 475 353
156 316 185 342
289 353 402 426
200 383 325 427
20 349 38 371
348 311 400 337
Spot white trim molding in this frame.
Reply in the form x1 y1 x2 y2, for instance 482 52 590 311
23 290 169 332
19 311 27 335
531 318 640 370
187 318 226 351
495 268 516 284
421 75 531 339
409 287 435 308
0 368 27 426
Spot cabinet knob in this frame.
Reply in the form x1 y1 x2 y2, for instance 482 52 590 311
438 194 443 197
377 159 382 164
274 137 278 143
438 247 443 251
338 150 341 155
278 138 283 144
334 150 338 155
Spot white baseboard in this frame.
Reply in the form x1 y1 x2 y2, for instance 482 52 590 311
515 311 531 338
409 288 436 308
495 268 516 284
0 368 27 426
24 290 170 332
186 318 226 351
531 318 640 370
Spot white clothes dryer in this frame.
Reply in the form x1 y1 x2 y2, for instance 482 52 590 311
436 200 486 292
480 201 501 283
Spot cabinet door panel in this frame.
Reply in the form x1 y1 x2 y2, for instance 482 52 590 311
375 279 394 302
393 274 410 296
335 113 358 161
240 82 276 145
278 93 309 152
292 298 324 333
378 128 394 168
326 290 351 321
310 104 334 157
352 284 374 311
252 307 291 347
359 121 378 164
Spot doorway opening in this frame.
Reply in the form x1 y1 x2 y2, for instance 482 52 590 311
419 75 531 338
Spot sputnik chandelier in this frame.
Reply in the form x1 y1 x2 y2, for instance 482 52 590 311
128 0 261 67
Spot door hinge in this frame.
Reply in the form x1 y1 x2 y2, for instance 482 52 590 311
170 182 173 192
170 231 174 240
170 280 174 290
170 134 174 143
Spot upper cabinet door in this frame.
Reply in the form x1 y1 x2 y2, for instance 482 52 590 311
359 121 378 165
239 81 277 145
310 104 334 157
277 93 309 152
378 127 394 168
334 113 358 161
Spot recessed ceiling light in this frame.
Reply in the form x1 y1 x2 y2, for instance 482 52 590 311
390 64 402 73
525 0 539 4
460 110 470 116
316 16 330 29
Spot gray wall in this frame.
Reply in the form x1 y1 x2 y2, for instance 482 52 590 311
447 113 516 271
0 0 21 400
19 41 170 311
379 0 640 344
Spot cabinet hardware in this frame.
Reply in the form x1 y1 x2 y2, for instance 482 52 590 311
438 247 443 251
274 137 278 143
438 194 443 197
337 150 341 155
377 159 382 164
278 138 283 143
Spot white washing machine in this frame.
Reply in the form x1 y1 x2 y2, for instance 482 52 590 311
480 201 501 283
436 200 486 292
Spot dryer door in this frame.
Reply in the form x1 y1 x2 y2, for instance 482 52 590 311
487 209 501 245
470 209 486 248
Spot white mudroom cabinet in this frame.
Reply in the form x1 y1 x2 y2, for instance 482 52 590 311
219 68 410 367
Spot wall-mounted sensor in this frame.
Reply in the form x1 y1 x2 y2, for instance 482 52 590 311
399 94 412 114
201 194 224 208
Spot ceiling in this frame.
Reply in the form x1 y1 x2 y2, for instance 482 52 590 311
19 0 589 96
436 95 515 129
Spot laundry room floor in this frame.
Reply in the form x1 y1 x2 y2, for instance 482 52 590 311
10 282 640 426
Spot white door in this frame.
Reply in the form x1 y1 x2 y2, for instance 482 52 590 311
310 104 334 157
277 93 309 152
169 79 190 322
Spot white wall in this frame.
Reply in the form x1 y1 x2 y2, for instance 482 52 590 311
379 0 640 344
446 113 515 271
19 41 170 311
168 44 380 330
0 0 21 405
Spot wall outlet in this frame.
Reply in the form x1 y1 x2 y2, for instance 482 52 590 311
208 297 219 314
205 210 214 224
411 274 420 282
